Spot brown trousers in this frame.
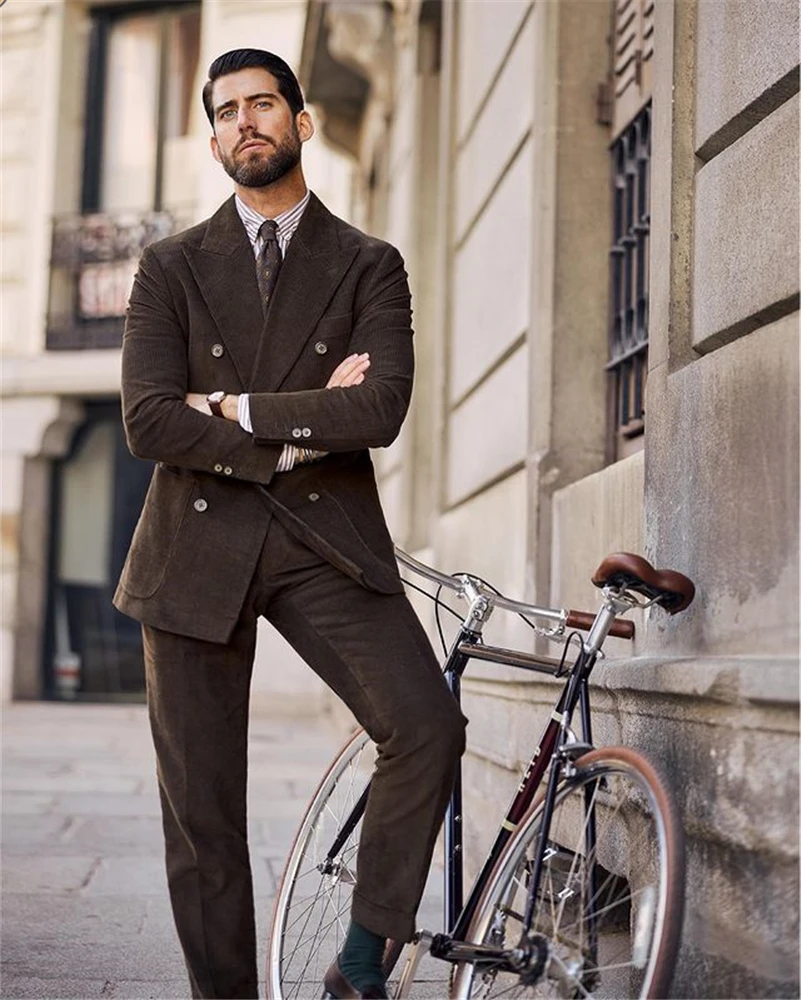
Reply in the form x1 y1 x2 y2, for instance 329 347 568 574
143 515 467 999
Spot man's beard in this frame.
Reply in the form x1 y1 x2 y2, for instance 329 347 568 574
219 126 301 188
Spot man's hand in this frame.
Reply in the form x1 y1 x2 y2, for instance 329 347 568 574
185 393 239 420
326 353 370 389
185 392 212 415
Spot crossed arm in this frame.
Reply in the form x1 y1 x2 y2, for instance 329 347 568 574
121 243 413 485
185 352 371 416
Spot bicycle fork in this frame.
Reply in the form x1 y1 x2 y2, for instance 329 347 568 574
518 664 601 987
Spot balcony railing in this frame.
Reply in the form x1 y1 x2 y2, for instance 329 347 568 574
46 210 185 350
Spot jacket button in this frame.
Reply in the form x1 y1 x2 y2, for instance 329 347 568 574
314 341 328 355
223 466 233 476
194 498 208 512
292 428 302 438
211 343 224 358
302 427 312 438
213 464 223 472
308 492 320 502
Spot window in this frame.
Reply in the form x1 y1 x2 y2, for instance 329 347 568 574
606 0 654 460
82 2 201 214
608 104 651 457
48 2 200 349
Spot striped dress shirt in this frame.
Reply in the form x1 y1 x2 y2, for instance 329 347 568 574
234 190 311 472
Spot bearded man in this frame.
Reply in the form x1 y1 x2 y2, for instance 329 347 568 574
114 48 466 1000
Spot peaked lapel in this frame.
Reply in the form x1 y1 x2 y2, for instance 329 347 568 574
182 197 263 388
250 193 358 393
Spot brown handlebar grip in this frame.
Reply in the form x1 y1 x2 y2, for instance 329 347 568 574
566 610 635 640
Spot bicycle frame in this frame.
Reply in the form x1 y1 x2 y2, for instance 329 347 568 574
435 623 599 960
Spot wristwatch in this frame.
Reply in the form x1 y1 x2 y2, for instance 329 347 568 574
206 391 227 417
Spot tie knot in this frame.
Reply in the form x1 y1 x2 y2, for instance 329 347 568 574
259 219 279 242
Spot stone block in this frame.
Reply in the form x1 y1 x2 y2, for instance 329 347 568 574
456 14 534 239
1 814 69 853
50 791 164 817
2 855 100 894
1 893 149 944
51 816 165 857
696 0 799 158
104 982 190 999
446 342 528 505
1 791 54 815
647 313 798 657
450 139 532 402
434 468 529 651
82 856 168 896
551 451 645 657
1 772 142 795
457 0 531 139
0 979 109 999
693 95 799 352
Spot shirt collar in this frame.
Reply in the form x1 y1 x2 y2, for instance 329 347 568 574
234 189 311 247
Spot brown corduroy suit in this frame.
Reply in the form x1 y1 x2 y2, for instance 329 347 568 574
113 193 467 1000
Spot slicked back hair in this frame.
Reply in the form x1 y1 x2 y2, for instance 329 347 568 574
202 49 304 127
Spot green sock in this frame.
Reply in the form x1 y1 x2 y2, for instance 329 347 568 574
339 920 386 989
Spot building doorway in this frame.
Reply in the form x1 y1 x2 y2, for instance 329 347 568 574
45 400 153 700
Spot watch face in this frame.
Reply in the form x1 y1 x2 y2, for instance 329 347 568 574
207 391 225 403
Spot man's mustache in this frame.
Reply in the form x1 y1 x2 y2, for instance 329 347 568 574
236 133 275 152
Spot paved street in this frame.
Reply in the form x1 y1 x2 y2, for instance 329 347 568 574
1 703 339 999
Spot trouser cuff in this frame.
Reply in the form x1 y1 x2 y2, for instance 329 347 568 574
351 891 416 944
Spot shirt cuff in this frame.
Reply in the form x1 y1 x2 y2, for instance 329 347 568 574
237 393 253 432
239 393 296 471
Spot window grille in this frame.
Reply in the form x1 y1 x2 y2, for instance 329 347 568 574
607 103 650 455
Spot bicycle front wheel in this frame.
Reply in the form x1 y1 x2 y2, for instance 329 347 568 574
451 747 684 1000
267 727 403 999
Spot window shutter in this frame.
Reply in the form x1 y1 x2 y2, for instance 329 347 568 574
612 0 654 138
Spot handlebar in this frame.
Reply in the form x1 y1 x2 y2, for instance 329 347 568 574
394 546 635 640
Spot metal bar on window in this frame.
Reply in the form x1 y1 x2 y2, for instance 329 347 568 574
608 103 651 452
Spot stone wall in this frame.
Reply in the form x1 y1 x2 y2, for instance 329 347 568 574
307 0 799 993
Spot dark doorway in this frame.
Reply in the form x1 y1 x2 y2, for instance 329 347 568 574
45 400 153 700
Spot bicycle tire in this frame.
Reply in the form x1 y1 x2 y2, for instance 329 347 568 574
450 746 684 1000
267 727 403 999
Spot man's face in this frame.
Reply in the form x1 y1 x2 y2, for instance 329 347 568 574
209 67 310 188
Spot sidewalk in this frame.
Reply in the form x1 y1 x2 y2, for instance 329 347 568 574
1 702 340 1000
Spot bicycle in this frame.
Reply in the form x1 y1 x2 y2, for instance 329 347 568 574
267 547 695 999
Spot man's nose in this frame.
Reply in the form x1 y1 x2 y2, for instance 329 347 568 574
237 107 257 130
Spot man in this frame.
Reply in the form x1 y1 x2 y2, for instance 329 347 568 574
113 49 466 1000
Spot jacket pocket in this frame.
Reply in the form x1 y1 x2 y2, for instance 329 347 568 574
118 465 195 599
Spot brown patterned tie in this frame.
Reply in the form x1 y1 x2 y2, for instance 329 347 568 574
256 219 282 315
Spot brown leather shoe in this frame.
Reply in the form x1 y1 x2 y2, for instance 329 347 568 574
322 958 388 999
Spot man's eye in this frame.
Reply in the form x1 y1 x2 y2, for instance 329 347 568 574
255 101 272 109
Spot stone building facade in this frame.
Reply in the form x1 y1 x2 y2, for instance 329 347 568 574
300 0 799 995
1 0 798 994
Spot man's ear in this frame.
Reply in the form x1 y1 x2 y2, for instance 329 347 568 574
296 110 315 144
210 134 222 164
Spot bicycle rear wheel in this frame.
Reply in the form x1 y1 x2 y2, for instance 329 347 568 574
451 747 684 1000
267 727 403 999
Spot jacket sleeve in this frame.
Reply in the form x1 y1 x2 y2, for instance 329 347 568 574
247 245 414 451
120 245 282 484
